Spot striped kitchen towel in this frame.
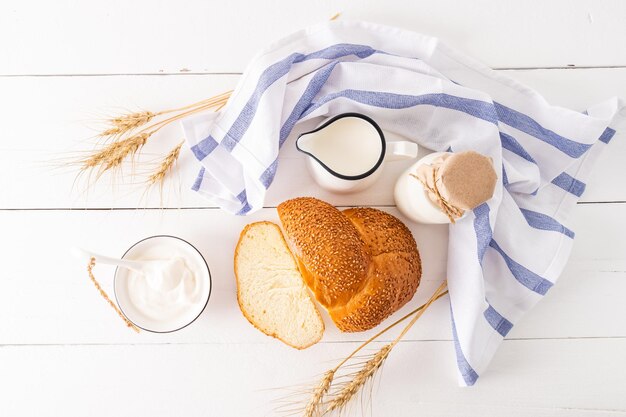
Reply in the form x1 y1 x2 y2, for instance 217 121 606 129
181 20 625 385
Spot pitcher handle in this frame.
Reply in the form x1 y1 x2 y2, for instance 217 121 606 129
386 141 418 161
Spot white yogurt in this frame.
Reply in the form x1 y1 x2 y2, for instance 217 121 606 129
114 236 211 332
127 255 203 322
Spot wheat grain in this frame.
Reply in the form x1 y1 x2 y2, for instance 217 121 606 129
101 111 157 137
147 141 183 186
293 285 449 417
87 257 140 333
303 370 335 417
73 90 232 196
329 12 341 20
80 131 152 178
325 345 391 414
314 281 448 416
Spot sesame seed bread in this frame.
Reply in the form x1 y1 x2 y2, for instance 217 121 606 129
277 197 371 308
278 197 422 332
234 221 324 349
333 207 422 331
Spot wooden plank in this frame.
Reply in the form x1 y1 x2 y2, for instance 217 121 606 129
1 339 625 416
0 74 241 209
0 69 624 209
2 1 626 75
0 203 624 345
4 3 625 416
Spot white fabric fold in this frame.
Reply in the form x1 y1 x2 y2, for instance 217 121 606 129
181 20 625 385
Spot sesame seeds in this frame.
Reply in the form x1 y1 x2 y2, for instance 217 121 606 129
278 197 421 332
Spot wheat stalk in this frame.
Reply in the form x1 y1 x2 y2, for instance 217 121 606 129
87 257 140 333
98 91 233 139
325 345 391 414
80 131 153 180
101 111 157 137
302 370 335 417
138 91 231 133
294 281 448 417
322 281 447 415
74 90 232 194
147 141 184 186
75 13 341 195
142 140 185 205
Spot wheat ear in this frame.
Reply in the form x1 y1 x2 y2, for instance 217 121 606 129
302 370 335 417
80 131 153 180
324 281 448 415
101 111 157 137
87 258 140 333
298 282 448 416
147 141 184 186
75 91 231 190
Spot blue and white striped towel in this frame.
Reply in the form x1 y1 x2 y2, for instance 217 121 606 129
182 21 625 385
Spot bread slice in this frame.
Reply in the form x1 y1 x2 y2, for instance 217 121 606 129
234 221 324 349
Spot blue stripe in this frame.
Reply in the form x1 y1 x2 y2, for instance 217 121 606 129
305 43 376 60
225 44 590 158
191 41 603 223
489 240 553 295
483 304 513 337
259 159 278 189
233 190 253 215
450 306 479 386
279 62 339 147
599 127 616 144
236 190 247 204
551 172 586 197
191 167 205 191
519 208 575 239
191 136 219 161
195 43 589 163
302 90 498 124
218 44 376 152
473 203 492 264
500 145 539 195
501 165 509 186
220 52 303 151
499 132 537 164
494 103 592 158
236 202 252 216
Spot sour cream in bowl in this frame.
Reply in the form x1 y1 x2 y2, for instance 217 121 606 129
114 235 211 333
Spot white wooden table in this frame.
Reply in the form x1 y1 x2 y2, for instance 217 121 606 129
2 1 626 416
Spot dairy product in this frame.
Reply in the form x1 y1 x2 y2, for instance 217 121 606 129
114 236 211 332
395 152 453 224
394 151 497 224
127 256 203 321
297 116 382 177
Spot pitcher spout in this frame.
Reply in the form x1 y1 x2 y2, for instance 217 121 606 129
295 131 316 157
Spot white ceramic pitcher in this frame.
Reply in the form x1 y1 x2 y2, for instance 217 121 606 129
296 113 418 193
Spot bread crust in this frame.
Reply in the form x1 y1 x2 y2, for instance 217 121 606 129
333 208 422 332
277 198 371 308
278 198 422 333
234 221 324 349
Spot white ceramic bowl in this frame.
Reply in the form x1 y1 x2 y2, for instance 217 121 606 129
114 235 211 333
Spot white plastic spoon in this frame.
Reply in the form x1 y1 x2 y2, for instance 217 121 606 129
70 247 186 291
70 246 159 273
